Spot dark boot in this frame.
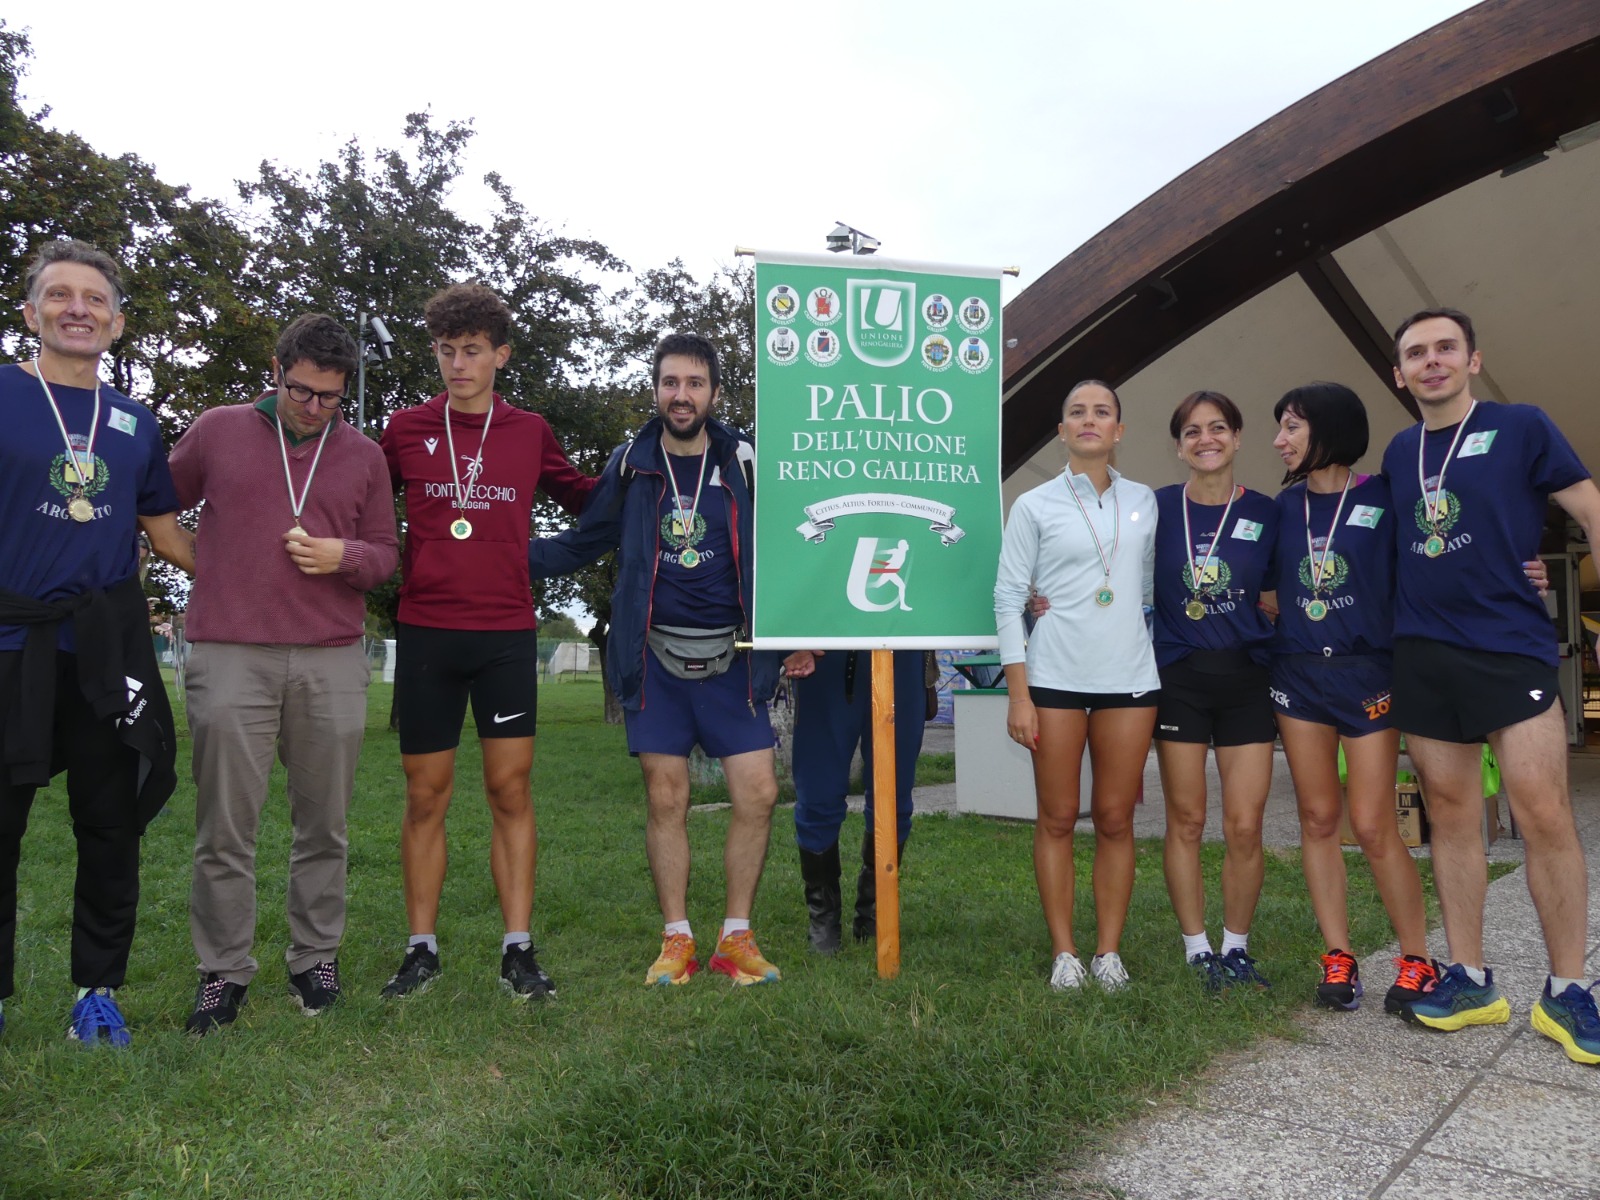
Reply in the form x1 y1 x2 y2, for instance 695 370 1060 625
798 844 842 954
853 826 908 942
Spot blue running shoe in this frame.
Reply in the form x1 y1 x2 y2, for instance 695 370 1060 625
1530 978 1600 1065
1220 948 1271 990
68 987 131 1047
1400 963 1509 1031
1188 951 1225 994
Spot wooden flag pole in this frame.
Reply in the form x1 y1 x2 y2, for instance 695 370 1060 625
871 648 901 978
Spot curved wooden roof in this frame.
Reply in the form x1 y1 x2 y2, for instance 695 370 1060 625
1001 0 1600 475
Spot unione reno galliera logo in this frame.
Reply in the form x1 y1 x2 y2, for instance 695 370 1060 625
847 280 917 368
846 536 913 612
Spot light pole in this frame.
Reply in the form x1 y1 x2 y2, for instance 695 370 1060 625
355 312 397 434
825 221 881 256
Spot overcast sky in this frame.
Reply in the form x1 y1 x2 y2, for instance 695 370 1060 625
15 1 1476 303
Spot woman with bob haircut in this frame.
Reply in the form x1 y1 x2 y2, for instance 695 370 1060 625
1151 391 1280 991
995 380 1159 993
1270 381 1436 1012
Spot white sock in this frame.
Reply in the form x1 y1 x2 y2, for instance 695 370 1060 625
1221 928 1249 956
502 932 530 952
409 934 438 955
1455 963 1487 986
663 920 692 939
720 917 750 942
1548 975 1584 994
1182 931 1213 962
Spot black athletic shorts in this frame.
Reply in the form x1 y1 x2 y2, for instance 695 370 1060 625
1154 649 1276 747
1391 636 1558 744
1029 686 1159 712
395 623 538 755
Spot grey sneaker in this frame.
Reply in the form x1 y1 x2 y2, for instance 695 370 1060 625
287 959 341 1015
1049 952 1087 991
1090 951 1130 993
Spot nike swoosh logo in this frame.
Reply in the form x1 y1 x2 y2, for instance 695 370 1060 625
493 712 527 724
1132 691 1149 699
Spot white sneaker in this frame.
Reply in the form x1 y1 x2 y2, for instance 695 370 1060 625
1091 951 1129 993
1050 952 1087 991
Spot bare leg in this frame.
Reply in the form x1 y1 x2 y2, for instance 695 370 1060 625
1405 735 1488 967
1031 707 1088 957
719 748 779 920
639 754 692 925
1343 728 1426 957
1087 706 1157 955
1488 705 1588 977
481 736 536 933
400 749 456 935
1156 740 1210 936
1216 741 1273 935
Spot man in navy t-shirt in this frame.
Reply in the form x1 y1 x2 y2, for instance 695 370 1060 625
1381 307 1600 1065
0 239 192 1046
529 334 786 989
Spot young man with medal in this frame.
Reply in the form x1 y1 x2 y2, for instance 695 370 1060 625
0 239 187 1045
1381 308 1600 1065
528 333 786 987
994 380 1159 993
1149 392 1279 992
378 284 593 1002
167 314 398 1033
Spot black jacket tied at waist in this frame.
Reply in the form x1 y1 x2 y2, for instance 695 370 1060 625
0 574 177 830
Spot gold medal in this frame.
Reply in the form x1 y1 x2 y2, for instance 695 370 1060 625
451 518 473 540
679 547 700 569
1306 598 1329 622
1424 534 1445 558
288 524 307 538
68 495 95 523
1185 599 1206 621
1095 586 1114 607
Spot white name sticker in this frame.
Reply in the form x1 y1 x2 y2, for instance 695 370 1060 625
1231 518 1262 542
1458 430 1497 458
108 408 137 436
1347 505 1384 529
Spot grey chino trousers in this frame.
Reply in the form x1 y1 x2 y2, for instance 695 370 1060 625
186 641 369 984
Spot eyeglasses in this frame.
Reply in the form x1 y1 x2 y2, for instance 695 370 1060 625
279 370 347 410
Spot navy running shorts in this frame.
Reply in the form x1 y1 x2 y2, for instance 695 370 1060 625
625 648 776 759
1269 652 1394 739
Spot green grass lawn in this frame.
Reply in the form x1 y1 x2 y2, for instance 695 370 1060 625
2 678 1426 1199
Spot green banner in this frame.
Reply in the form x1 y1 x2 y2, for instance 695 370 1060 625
752 251 1003 648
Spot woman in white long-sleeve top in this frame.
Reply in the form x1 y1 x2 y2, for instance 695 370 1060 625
995 380 1160 993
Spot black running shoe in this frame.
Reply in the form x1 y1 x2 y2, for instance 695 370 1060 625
1188 951 1226 994
381 945 441 1000
1220 948 1271 989
186 973 248 1035
500 942 556 1000
1384 955 1440 1015
1316 949 1362 1011
287 959 341 1015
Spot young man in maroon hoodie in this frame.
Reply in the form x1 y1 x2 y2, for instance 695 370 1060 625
169 313 399 1033
378 283 593 1001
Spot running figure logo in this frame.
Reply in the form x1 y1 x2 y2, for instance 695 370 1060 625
846 537 913 613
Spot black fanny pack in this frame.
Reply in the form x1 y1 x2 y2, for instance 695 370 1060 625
646 624 739 680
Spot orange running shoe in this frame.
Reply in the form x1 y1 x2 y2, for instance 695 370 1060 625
1385 955 1440 1015
709 929 782 985
645 932 699 986
1316 949 1361 1011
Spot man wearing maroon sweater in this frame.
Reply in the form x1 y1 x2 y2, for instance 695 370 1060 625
377 283 594 1002
169 314 399 1034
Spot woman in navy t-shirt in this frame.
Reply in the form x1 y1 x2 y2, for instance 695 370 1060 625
1151 392 1279 992
1269 382 1435 1014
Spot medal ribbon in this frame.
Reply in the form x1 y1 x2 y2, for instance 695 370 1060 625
660 438 709 553
443 399 495 520
1304 470 1354 597
276 409 332 530
1416 399 1478 538
1181 483 1239 601
32 358 101 495
1065 469 1119 595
